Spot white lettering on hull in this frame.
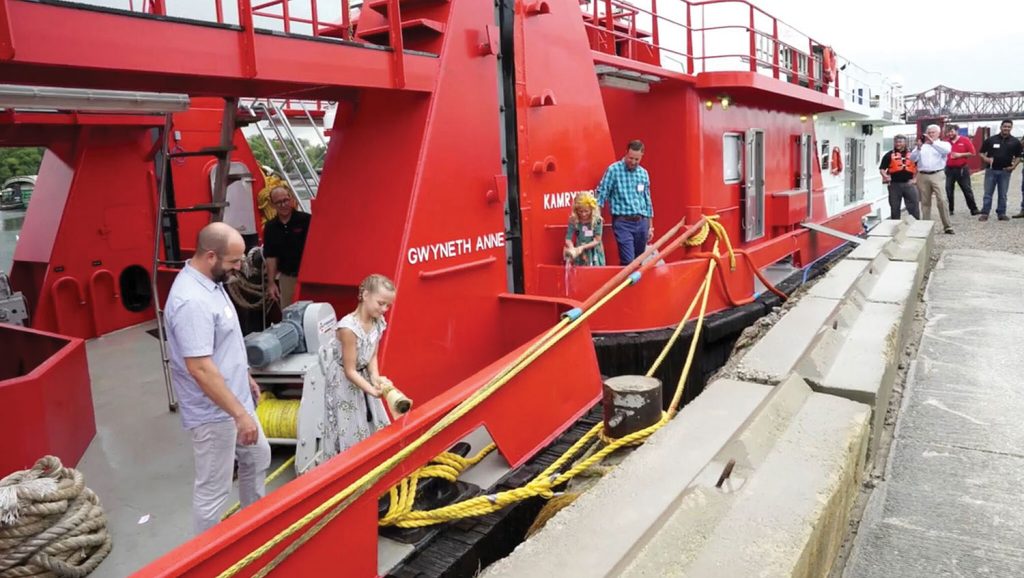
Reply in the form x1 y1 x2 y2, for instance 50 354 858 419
542 189 595 211
407 232 506 265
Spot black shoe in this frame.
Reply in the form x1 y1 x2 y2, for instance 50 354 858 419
1013 212 1024 219
949 211 955 216
999 215 1011 221
944 228 955 234
979 214 989 222
970 210 981 216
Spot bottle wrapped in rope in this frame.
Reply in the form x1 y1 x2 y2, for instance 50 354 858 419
378 377 412 416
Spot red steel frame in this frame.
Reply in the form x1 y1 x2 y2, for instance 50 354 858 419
6 100 267 340
0 324 94 479
0 0 873 575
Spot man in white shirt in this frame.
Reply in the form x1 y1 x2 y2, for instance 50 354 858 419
910 124 954 234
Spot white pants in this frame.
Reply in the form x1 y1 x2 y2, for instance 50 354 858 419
190 417 271 535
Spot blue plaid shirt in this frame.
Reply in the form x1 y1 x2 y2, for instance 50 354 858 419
595 160 653 218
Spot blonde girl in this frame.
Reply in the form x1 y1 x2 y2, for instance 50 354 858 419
563 192 606 266
323 274 397 456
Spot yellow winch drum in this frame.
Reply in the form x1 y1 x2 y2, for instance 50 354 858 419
256 392 300 441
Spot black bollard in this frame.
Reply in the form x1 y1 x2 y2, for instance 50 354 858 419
602 375 663 439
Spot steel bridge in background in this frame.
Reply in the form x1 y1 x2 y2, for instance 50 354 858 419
905 85 1024 123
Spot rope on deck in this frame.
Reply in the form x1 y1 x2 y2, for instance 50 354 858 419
0 456 112 578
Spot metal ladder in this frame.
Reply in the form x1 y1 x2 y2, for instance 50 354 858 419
150 98 238 412
248 99 321 211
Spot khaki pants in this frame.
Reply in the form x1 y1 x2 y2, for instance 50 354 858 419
916 171 952 230
190 417 271 535
278 274 298 307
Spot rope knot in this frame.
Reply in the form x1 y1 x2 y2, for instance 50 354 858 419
0 456 112 576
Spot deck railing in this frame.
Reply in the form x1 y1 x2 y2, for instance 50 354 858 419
40 0 410 88
580 0 902 115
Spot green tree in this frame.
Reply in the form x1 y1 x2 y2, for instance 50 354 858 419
0 147 44 182
246 137 325 178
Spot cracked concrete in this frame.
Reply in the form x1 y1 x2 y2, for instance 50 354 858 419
843 250 1024 578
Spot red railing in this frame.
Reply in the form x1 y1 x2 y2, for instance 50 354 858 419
579 0 872 98
241 97 330 117
68 0 406 87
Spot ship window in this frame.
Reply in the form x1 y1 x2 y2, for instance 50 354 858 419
723 133 742 184
876 143 882 164
119 265 152 313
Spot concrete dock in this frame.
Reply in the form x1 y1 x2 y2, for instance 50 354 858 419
843 249 1024 578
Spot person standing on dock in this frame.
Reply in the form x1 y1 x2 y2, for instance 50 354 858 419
879 135 921 220
910 124 954 234
978 120 1022 221
943 124 979 216
263 185 311 307
596 140 654 265
165 222 271 535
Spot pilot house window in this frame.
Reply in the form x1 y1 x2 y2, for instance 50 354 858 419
723 133 743 184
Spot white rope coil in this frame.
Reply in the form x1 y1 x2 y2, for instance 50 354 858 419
0 456 112 578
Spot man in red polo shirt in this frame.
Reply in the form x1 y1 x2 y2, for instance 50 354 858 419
944 124 979 216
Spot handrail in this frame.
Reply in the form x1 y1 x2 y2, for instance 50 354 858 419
51 276 86 305
88 269 119 336
578 215 700 310
61 0 408 88
581 0 901 107
50 276 87 335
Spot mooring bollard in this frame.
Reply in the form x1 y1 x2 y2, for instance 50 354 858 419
602 375 662 439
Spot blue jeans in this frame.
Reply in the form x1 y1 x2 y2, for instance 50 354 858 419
612 216 649 264
982 169 1011 216
1020 168 1024 211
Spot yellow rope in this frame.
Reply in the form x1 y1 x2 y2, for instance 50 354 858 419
255 393 300 440
374 218 730 528
220 394 303 521
221 455 297 520
379 445 496 527
219 275 637 578
647 217 733 378
219 216 733 576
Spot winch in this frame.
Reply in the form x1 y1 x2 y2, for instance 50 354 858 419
244 300 338 474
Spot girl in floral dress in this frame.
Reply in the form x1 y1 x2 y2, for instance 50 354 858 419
323 274 397 457
563 192 606 266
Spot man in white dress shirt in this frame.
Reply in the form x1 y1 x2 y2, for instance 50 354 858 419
910 124 954 234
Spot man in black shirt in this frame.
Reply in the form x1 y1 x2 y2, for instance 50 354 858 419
879 135 921 220
263 186 311 306
978 119 1022 221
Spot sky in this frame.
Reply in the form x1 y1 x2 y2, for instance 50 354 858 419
752 0 1024 94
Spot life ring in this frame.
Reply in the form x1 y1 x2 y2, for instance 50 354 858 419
822 46 837 84
830 146 843 176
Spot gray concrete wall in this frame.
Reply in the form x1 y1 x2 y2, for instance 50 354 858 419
484 218 934 577
485 375 870 578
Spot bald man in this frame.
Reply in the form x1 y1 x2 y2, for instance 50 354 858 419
164 222 271 534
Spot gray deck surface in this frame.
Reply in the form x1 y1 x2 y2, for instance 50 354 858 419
79 321 294 577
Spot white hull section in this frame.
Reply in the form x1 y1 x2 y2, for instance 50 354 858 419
816 117 889 221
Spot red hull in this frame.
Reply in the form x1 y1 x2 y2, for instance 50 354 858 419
0 0 875 575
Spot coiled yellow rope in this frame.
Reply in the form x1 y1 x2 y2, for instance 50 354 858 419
255 393 300 440
379 445 496 527
384 220 728 526
218 216 734 577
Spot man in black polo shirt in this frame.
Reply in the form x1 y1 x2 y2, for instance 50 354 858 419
978 119 1023 222
263 186 311 306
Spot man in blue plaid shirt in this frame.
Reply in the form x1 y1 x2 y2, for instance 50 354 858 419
596 140 654 264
